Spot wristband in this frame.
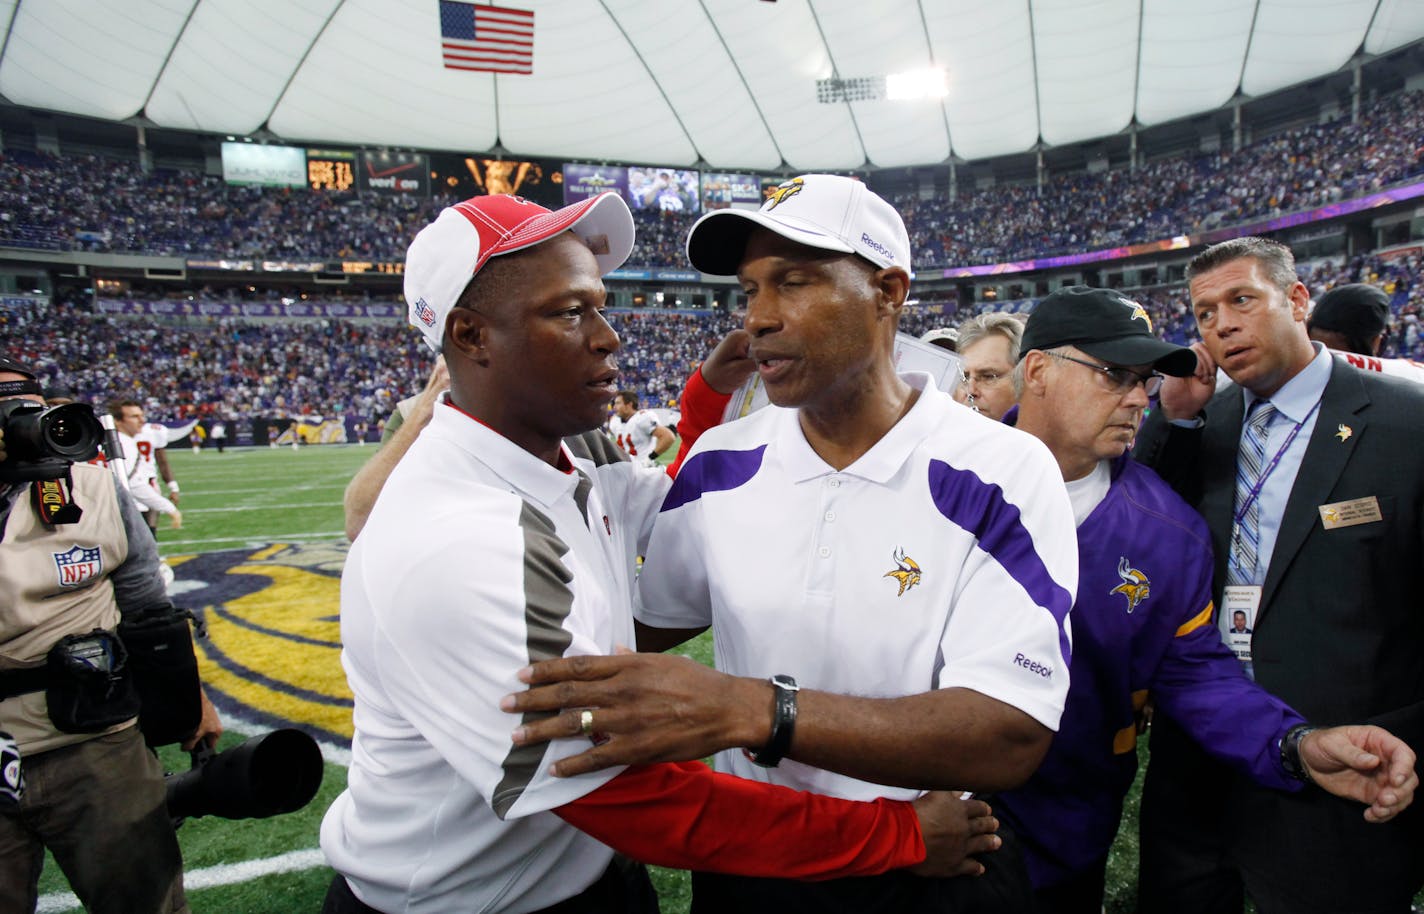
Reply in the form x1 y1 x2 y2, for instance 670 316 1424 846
648 450 660 461
1279 723 1319 783
745 674 798 768
167 480 180 493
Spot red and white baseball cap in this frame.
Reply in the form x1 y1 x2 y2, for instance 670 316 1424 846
685 174 911 276
404 192 635 351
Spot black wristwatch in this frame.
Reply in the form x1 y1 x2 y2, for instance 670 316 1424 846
745 674 799 768
1279 724 1319 783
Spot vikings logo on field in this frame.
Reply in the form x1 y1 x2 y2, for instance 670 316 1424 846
1109 556 1151 612
884 547 922 596
52 545 102 588
765 178 805 211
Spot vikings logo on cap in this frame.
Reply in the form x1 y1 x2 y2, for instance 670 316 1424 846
1109 556 1150 612
764 178 805 211
53 545 102 588
884 547 922 596
1121 297 1153 331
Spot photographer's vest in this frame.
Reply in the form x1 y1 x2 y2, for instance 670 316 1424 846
0 464 134 755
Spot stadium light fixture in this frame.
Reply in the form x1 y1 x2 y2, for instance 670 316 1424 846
886 68 948 101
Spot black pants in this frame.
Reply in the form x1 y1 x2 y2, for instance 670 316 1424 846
323 856 660 914
1140 714 1423 914
1032 855 1106 914
690 818 1035 914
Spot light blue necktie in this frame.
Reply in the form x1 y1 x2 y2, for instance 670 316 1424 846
1228 399 1277 586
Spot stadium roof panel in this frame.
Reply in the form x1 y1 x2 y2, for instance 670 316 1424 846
0 0 1419 170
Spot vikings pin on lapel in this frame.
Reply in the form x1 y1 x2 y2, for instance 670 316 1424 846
1335 424 1352 442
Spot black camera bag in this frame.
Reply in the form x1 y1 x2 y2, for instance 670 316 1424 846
45 629 141 733
118 606 202 747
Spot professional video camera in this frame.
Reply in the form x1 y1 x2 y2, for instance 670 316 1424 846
0 398 103 483
166 728 324 826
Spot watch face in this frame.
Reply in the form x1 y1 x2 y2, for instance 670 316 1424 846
771 674 799 691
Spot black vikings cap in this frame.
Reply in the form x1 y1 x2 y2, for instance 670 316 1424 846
1309 283 1390 339
0 355 43 398
0 356 36 380
1020 286 1198 377
43 383 77 402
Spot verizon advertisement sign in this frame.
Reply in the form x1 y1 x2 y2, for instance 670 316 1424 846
358 152 430 196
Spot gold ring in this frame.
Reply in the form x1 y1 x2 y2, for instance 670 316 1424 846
579 709 594 738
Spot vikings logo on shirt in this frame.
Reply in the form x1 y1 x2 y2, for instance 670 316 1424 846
883 547 922 596
53 545 102 588
764 178 805 211
1109 556 1150 612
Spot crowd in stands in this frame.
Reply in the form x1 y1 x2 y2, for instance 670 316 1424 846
3 244 1417 432
1300 250 1424 358
1 92 1419 270
1 84 1421 426
897 90 1424 267
0 291 739 425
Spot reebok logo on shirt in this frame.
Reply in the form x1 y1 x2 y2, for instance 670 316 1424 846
1013 652 1053 679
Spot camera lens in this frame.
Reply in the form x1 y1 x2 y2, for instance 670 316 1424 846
35 404 104 461
46 416 83 448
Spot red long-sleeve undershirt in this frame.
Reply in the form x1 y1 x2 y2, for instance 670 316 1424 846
667 366 733 478
555 761 925 880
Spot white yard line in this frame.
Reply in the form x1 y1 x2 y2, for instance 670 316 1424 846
36 849 329 912
182 483 350 494
181 503 340 514
161 530 348 549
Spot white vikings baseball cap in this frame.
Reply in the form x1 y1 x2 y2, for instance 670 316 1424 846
404 192 635 351
685 174 911 276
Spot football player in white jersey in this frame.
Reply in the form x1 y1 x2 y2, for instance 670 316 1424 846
1304 283 1424 383
109 400 182 534
607 390 674 465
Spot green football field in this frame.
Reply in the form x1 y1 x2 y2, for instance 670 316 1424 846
34 442 1160 912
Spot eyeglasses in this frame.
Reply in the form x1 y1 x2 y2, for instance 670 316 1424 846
959 369 1009 387
1045 351 1163 398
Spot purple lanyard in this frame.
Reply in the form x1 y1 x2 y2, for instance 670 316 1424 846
1232 398 1321 528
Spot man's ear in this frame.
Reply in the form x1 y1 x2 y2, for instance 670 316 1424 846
444 307 490 365
876 266 911 318
1286 281 1311 322
1020 350 1050 397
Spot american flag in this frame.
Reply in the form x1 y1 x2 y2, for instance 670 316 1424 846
439 1 534 75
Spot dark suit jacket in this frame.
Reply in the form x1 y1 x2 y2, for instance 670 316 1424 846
1134 357 1424 907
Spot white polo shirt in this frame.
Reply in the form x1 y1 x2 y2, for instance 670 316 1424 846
636 372 1077 802
321 401 669 914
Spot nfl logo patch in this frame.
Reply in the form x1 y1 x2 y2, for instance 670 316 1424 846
414 297 437 328
53 545 102 588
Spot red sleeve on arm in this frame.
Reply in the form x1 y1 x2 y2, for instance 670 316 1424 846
667 367 732 478
554 761 925 880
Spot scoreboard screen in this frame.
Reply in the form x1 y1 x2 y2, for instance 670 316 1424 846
307 150 357 191
429 153 563 207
